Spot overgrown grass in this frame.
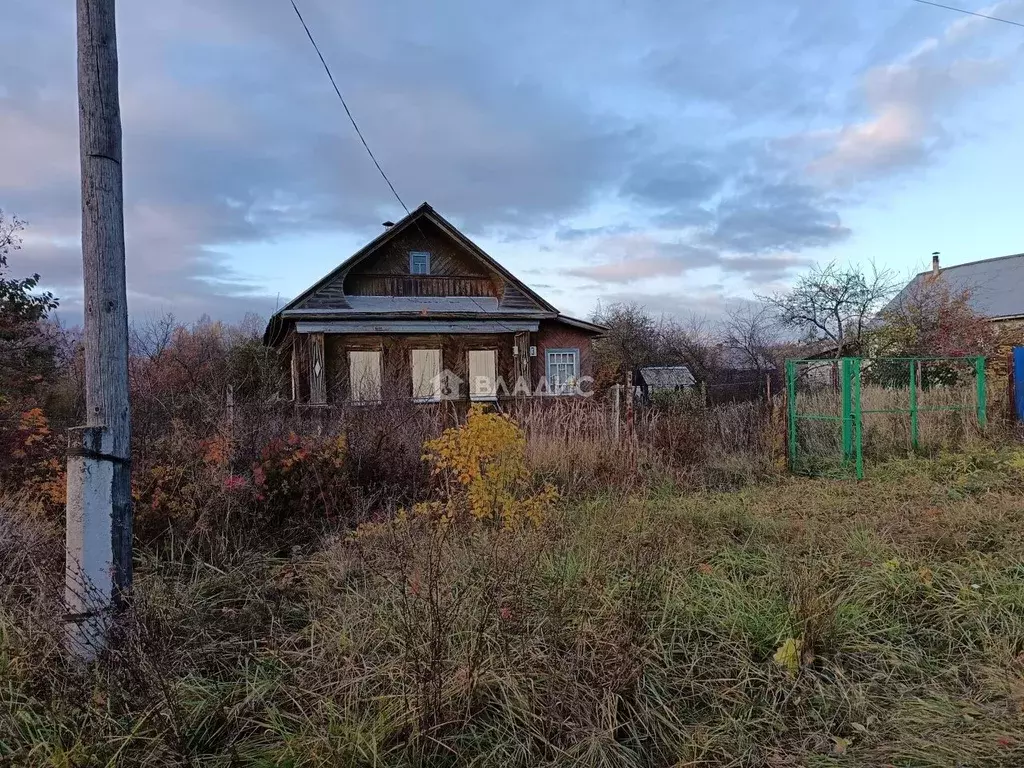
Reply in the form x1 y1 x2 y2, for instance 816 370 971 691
4 447 1024 766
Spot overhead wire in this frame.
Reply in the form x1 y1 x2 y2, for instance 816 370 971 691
908 0 1024 28
288 0 410 215
286 0 528 356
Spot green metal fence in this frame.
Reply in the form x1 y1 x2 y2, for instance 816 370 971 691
785 356 986 479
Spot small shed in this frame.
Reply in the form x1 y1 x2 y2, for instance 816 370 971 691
635 365 696 403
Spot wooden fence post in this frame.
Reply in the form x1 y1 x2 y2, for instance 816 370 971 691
611 384 620 442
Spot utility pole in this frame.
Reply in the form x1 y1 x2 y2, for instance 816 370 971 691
65 0 132 661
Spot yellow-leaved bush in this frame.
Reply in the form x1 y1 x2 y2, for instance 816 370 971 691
416 404 557 527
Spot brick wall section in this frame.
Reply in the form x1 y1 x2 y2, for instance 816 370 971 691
530 320 597 393
990 319 1024 380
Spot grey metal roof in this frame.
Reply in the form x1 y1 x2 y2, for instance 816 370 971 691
639 366 696 390
891 253 1024 320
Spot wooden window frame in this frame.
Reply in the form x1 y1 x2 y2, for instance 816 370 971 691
545 348 579 396
409 250 431 275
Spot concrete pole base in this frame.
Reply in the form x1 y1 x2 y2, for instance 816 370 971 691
64 425 115 661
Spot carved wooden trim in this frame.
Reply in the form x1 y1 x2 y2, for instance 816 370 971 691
308 332 327 405
514 331 531 393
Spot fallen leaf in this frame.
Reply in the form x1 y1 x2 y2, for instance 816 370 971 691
773 637 802 677
831 736 850 756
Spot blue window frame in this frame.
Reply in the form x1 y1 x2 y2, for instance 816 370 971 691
545 348 579 395
409 251 430 275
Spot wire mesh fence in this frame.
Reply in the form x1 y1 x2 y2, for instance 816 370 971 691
786 356 986 479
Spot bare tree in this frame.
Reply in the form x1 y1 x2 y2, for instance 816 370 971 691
591 302 661 381
658 315 720 384
760 261 898 357
721 303 780 373
129 313 176 361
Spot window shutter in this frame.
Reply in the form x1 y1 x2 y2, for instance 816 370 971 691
411 349 442 401
349 350 382 402
468 350 497 400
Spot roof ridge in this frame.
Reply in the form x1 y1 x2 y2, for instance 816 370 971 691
914 251 1024 277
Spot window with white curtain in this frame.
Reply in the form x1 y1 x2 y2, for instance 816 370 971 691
348 350 382 402
468 349 497 400
410 349 442 401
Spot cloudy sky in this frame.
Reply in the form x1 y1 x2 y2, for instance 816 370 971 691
3 0 1023 325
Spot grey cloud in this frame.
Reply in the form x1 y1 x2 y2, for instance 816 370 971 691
805 2 1024 183
596 290 755 325
705 183 851 254
622 157 723 207
565 238 720 283
644 0 866 118
3 0 649 321
2 0 1017 322
719 254 816 282
556 224 637 242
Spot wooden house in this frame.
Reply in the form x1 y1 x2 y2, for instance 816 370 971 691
263 203 606 405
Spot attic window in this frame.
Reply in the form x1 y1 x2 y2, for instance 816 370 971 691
410 251 430 275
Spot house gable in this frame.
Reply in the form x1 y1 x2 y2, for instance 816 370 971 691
284 203 554 314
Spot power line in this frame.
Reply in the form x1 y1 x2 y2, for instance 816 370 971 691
288 0 410 215
909 0 1024 28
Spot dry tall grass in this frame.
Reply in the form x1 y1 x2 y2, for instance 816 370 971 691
3 447 1024 766
516 398 779 493
793 381 1009 476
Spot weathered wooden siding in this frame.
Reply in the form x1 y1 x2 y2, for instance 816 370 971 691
293 218 549 309
498 282 540 309
323 333 519 403
345 274 495 298
294 281 351 310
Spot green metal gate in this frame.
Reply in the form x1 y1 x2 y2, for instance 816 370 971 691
785 356 986 479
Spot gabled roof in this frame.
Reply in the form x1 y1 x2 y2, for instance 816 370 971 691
638 366 696 389
277 202 557 315
889 252 1024 321
264 202 607 345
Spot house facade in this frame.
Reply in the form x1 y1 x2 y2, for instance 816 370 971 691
263 203 606 405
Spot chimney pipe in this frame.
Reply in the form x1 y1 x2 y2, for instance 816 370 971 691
382 220 395 229
931 251 940 277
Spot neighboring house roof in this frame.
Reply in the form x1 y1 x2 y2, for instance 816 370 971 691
888 252 1024 322
716 345 774 371
638 366 696 390
264 202 607 345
